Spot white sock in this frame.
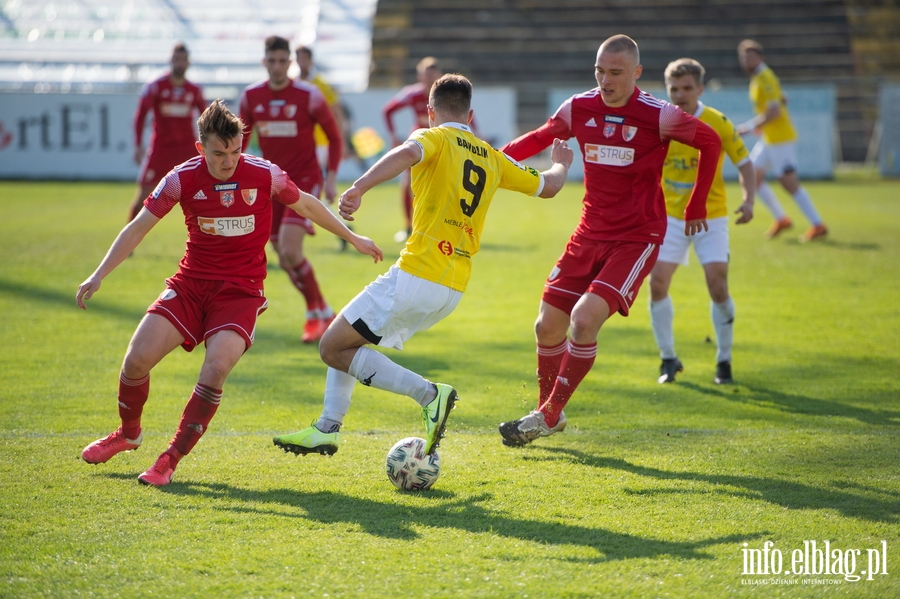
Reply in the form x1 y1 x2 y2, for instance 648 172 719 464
757 181 786 220
348 346 432 406
791 186 822 225
650 296 677 359
711 297 735 363
318 367 356 430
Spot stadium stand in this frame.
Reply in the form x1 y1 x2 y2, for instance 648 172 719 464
0 0 377 98
369 0 900 162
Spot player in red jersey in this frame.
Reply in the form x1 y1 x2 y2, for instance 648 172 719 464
382 56 442 243
497 35 722 446
240 36 344 343
129 43 207 222
77 100 382 487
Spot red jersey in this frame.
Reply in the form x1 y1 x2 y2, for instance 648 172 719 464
133 74 206 153
502 87 721 243
144 154 301 286
239 79 342 182
383 83 430 138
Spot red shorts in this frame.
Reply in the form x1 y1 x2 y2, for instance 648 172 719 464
270 173 322 242
138 146 199 188
147 273 268 352
542 234 659 317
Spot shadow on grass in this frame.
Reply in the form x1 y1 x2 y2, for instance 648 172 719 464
117 476 764 563
0 277 146 322
528 447 900 523
679 381 900 427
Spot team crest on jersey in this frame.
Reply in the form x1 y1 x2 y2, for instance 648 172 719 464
622 126 638 141
438 240 453 256
284 104 297 118
241 189 258 205
220 191 235 207
603 123 616 138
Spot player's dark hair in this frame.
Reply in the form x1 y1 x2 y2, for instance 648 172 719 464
296 45 313 59
198 99 244 146
265 35 290 54
665 58 705 85
429 74 472 118
600 34 640 64
172 42 189 56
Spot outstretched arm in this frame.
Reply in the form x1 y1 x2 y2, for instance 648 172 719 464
338 141 423 220
76 208 161 309
536 138 574 198
734 160 756 224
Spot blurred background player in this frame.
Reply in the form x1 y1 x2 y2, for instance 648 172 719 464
296 45 349 171
78 100 382 487
650 58 756 386
382 56 442 243
497 35 722 447
736 39 828 242
240 36 344 342
129 43 206 222
272 73 572 458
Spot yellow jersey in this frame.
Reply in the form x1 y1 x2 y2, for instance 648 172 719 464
306 71 341 147
663 103 750 220
749 64 797 144
398 123 544 292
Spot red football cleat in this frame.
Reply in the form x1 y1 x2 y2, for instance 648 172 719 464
82 427 142 464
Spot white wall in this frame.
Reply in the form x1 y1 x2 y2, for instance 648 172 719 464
0 87 517 182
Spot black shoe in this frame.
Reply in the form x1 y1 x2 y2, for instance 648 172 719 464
658 358 683 384
714 361 733 385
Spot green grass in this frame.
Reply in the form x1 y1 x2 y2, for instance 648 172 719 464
1 175 898 598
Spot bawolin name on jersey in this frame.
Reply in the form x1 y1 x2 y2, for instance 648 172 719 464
584 143 635 166
197 215 256 236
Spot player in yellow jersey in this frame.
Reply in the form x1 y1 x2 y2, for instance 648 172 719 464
272 74 574 458
650 58 756 386
737 40 828 242
296 45 348 169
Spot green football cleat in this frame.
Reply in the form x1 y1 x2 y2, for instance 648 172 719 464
422 383 458 455
273 424 340 456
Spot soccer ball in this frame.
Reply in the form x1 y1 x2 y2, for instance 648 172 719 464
385 437 441 491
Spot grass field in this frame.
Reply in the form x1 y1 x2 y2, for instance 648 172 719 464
1 175 898 598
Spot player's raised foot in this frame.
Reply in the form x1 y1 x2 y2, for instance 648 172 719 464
658 358 684 384
799 224 828 243
499 410 565 447
764 217 793 240
302 318 329 343
422 383 458 455
714 360 733 385
82 427 142 464
137 452 176 487
273 424 340 456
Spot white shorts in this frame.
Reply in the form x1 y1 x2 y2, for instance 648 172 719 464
658 216 729 266
749 140 799 177
340 264 463 350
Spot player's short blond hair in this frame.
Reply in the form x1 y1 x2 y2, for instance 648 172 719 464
198 99 244 146
599 34 640 65
417 56 441 74
665 58 705 86
738 39 764 55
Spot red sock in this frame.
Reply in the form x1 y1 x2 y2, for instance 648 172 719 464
288 259 325 313
539 341 597 427
169 384 222 459
118 372 149 440
536 340 568 408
